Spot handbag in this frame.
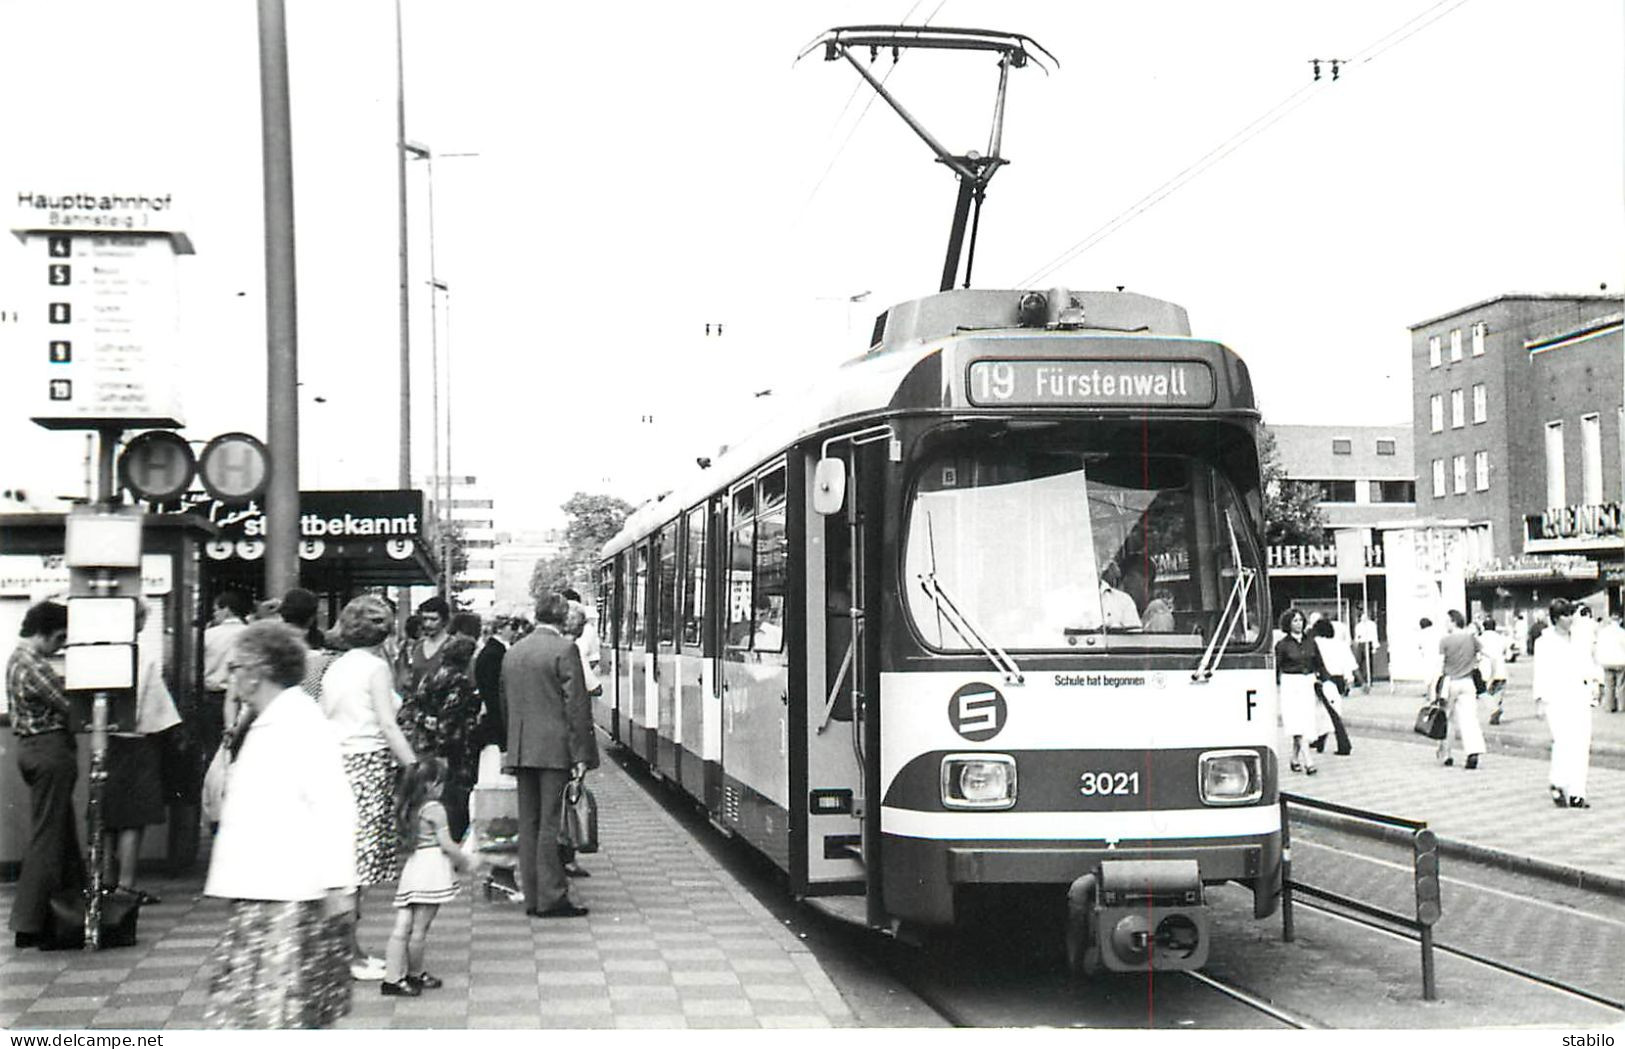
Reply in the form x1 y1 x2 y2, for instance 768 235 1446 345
44 889 139 951
1413 701 1447 741
201 744 231 823
561 777 598 855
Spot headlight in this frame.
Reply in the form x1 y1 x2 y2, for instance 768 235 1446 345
941 753 1017 809
1198 750 1262 805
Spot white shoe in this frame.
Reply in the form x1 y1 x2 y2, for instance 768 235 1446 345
351 956 387 981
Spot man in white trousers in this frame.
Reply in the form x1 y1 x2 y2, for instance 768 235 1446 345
1534 598 1603 809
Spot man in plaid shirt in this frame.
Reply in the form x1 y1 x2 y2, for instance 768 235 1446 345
6 600 84 948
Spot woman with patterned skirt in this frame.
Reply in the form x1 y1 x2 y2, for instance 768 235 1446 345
397 636 483 840
319 595 418 981
202 622 357 1029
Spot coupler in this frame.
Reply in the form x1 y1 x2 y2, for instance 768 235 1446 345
1068 858 1210 973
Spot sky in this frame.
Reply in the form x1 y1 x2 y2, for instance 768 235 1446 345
0 0 1620 533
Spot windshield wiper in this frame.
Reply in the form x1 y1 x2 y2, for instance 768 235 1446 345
917 572 1024 685
1191 510 1256 682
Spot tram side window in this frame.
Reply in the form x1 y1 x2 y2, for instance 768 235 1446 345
631 544 649 647
616 553 631 650
681 505 707 649
753 467 788 652
657 520 678 646
727 483 756 649
599 562 615 649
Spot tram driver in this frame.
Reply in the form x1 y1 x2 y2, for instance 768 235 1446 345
1098 562 1143 631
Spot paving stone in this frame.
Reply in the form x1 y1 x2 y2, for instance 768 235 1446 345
0 753 862 1032
92 1005 174 1025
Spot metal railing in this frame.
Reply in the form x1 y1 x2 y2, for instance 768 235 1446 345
1279 792 1441 1000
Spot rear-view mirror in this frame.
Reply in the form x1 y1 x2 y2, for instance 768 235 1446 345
813 457 846 516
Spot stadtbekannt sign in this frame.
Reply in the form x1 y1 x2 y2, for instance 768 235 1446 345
165 489 424 542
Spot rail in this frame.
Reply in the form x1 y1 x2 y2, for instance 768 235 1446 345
1278 792 1441 1000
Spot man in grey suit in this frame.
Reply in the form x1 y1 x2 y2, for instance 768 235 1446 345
501 592 599 917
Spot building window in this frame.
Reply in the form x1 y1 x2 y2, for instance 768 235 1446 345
1474 451 1489 492
1452 455 1467 495
1431 459 1446 498
1309 479 1358 503
1376 439 1396 456
1581 413 1603 505
1331 438 1352 455
1370 479 1416 503
1430 395 1443 433
1472 383 1487 424
1471 321 1487 356
1450 389 1465 429
1545 421 1565 508
1449 328 1462 362
1429 335 1441 368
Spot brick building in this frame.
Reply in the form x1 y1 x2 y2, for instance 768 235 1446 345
1409 293 1623 614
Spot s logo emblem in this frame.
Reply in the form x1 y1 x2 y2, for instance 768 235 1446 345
948 682 1006 742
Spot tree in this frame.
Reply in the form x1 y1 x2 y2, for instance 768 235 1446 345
1258 427 1327 547
529 492 635 601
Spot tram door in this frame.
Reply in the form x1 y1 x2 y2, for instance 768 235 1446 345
798 448 867 894
595 560 618 738
719 463 792 865
620 543 651 758
652 520 679 781
675 503 714 805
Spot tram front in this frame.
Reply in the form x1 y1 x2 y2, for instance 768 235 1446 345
866 312 1280 974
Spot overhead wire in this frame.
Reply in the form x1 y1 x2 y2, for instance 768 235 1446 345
1017 0 1474 287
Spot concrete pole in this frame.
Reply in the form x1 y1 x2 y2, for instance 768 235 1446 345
259 0 300 598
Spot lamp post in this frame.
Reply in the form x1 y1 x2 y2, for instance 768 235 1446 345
430 277 450 600
405 143 477 602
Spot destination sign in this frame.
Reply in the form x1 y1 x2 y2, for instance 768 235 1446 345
966 359 1215 408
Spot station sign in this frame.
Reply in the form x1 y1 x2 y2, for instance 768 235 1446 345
966 358 1216 408
119 430 197 501
197 432 269 503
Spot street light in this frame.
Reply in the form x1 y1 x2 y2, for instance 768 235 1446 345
404 144 478 601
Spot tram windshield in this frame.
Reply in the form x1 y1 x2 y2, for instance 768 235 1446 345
904 447 1263 652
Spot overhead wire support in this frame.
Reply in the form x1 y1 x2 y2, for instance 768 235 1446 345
798 25 1055 292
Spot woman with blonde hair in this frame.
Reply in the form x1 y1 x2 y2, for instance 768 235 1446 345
319 594 417 980
202 622 355 1028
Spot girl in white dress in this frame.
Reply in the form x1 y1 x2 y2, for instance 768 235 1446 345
381 757 481 997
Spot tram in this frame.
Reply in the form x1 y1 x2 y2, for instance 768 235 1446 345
596 285 1280 973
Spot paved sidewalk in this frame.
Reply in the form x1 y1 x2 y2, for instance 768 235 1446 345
0 750 857 1030
1281 661 1625 894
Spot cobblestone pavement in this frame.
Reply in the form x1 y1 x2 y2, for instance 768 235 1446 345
0 751 856 1030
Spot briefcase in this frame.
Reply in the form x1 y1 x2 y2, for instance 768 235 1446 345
562 778 598 855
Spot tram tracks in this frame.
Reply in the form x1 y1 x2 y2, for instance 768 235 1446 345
1294 896 1625 1013
1180 970 1316 1028
1288 833 1625 1012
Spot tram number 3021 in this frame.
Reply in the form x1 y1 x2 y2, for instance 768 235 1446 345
1078 771 1142 796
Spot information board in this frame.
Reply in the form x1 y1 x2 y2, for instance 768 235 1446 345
23 231 186 429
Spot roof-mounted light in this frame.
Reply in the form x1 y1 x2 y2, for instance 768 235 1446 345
1017 291 1048 327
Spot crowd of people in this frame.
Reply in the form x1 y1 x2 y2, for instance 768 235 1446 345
1405 600 1619 808
6 586 603 1028
1269 599 1618 811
